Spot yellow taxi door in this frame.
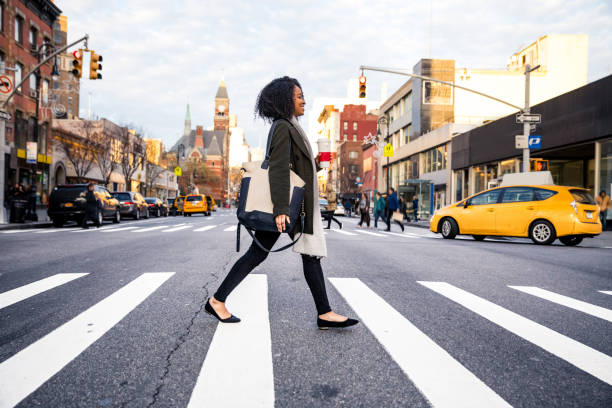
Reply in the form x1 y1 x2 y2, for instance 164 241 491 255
457 189 502 234
495 187 538 236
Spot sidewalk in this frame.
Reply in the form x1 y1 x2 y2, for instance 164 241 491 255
0 206 52 230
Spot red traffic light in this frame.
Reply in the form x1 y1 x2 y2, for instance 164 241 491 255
358 75 367 98
359 75 366 84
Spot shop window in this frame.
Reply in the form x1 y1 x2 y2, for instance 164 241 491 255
474 166 485 193
455 170 463 202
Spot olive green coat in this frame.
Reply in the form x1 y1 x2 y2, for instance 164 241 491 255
269 119 320 235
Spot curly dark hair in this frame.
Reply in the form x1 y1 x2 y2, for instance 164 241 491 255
255 76 302 122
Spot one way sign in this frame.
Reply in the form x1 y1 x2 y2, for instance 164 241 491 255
528 134 542 149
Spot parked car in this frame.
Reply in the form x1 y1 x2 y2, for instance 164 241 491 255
111 191 149 220
175 196 185 215
335 200 345 216
145 197 168 217
167 198 178 216
48 184 121 227
183 194 209 216
205 194 216 212
430 185 601 246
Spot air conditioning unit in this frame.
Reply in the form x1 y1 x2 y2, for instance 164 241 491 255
29 90 37 98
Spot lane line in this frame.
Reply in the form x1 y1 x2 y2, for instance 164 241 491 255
101 226 140 233
188 274 274 407
132 225 168 233
0 273 89 310
509 286 612 323
329 278 510 408
0 272 174 408
354 229 386 237
223 225 237 232
331 229 357 236
161 225 191 233
418 281 612 385
193 225 217 232
599 291 612 296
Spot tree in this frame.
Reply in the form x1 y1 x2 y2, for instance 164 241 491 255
118 127 145 192
55 125 96 183
144 142 165 196
90 122 117 187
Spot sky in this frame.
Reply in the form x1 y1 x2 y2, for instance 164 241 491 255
58 0 612 150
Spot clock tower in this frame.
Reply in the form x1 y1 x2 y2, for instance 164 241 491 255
214 79 230 131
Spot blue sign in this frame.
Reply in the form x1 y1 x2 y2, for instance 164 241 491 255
528 135 542 149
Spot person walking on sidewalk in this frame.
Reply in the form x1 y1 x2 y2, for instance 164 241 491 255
207 76 358 330
82 183 100 229
357 192 370 228
412 195 419 222
385 187 404 232
596 190 610 230
373 192 387 229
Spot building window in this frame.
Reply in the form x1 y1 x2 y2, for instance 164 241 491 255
68 108 72 115
29 26 37 49
14 15 23 44
68 84 73 91
68 96 73 105
403 125 411 144
349 164 357 174
0 3 4 33
14 63 23 92
353 122 357 131
343 134 347 141
42 79 49 104
53 94 58 101
29 74 36 94
53 81 59 89
348 151 358 159
352 134 357 142
403 93 412 115
343 121 348 130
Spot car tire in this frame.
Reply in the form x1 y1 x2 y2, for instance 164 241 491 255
440 217 458 239
52 218 64 228
97 211 104 226
156 209 160 217
113 210 121 223
559 235 583 246
134 210 140 220
529 220 556 245
184 213 187 217
472 235 486 241
144 210 149 219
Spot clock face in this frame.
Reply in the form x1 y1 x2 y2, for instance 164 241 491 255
218 105 225 112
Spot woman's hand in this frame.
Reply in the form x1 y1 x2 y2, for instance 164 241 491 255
275 214 290 233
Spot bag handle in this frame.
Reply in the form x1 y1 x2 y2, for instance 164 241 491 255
237 212 305 253
261 120 293 170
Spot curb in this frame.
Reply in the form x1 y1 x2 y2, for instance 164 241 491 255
0 222 53 231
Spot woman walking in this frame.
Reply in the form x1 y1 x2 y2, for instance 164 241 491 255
373 192 387 229
206 76 358 330
357 192 370 228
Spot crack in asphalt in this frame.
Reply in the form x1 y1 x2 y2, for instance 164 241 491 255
143 251 235 408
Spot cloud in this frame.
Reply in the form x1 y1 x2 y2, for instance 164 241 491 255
57 0 611 149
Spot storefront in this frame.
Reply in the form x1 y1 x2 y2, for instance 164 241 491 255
451 74 612 226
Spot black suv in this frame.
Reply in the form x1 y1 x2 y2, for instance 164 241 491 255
48 184 121 227
145 197 168 217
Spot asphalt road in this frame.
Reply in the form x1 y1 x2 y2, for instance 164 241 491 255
0 209 611 407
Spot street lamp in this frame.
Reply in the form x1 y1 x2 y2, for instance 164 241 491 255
177 143 184 196
377 115 390 195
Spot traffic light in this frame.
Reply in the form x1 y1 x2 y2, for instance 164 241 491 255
71 49 83 78
89 50 103 80
531 159 549 171
358 75 367 98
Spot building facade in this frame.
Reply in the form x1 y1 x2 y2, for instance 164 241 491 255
51 14 78 119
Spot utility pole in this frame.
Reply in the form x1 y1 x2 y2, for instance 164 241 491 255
521 64 540 172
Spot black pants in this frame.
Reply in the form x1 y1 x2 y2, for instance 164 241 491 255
386 212 404 231
358 210 370 227
322 210 342 229
214 230 332 315
82 206 99 227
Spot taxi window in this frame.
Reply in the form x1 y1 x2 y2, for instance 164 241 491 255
186 195 202 202
535 188 558 201
470 190 501 205
569 189 595 204
501 187 534 203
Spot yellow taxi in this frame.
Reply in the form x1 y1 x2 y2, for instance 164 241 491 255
183 194 209 216
173 195 185 215
430 185 601 246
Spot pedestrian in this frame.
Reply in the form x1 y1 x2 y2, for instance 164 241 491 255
82 183 100 229
343 197 352 218
324 184 342 230
399 197 408 222
357 192 370 228
412 195 419 222
595 190 610 230
385 187 404 232
373 191 387 229
207 76 358 329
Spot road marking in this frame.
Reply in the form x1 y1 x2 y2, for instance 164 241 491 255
1 229 45 234
161 225 191 232
329 278 510 408
0 272 174 408
0 273 89 310
188 274 274 408
380 231 419 238
418 281 612 385
354 229 386 237
223 225 237 232
101 226 139 233
132 225 169 233
332 229 357 236
509 286 612 323
34 228 81 234
599 291 612 296
193 225 217 232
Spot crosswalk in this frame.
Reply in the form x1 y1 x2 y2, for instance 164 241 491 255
0 272 610 407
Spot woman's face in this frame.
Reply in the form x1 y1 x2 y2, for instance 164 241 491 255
293 86 305 117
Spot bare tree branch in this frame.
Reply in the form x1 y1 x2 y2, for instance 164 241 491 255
55 127 96 183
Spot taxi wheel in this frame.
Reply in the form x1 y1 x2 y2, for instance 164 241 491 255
559 235 583 246
529 220 556 245
472 235 486 241
184 212 188 217
440 218 458 239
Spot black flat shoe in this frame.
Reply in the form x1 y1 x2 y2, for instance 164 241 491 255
317 317 359 330
205 298 241 323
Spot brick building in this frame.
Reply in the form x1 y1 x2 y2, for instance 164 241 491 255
51 14 79 119
1 0 61 205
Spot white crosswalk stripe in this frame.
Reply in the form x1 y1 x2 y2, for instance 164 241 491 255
0 273 88 310
599 291 612 296
329 278 511 407
193 225 217 232
418 281 612 385
188 274 274 407
132 225 168 233
34 228 81 234
331 229 357 236
162 225 191 233
509 286 612 322
354 229 386 237
0 272 174 408
223 225 237 232
101 226 140 233
380 231 419 238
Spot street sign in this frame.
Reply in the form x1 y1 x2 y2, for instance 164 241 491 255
516 113 541 123
528 134 542 149
0 75 13 94
515 135 528 149
384 143 393 157
0 110 11 121
174 166 182 176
